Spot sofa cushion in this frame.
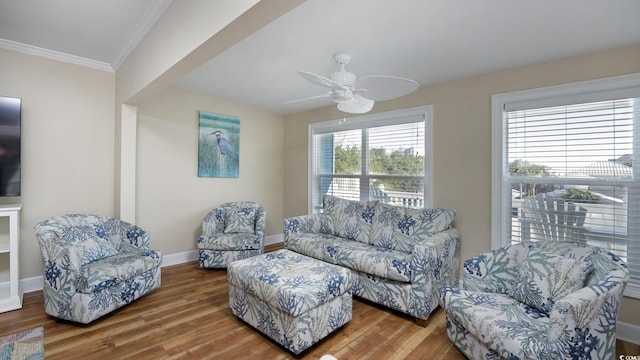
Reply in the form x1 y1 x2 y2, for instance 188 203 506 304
507 247 590 314
284 232 346 261
75 250 162 294
322 195 377 244
197 233 263 251
61 225 119 266
224 204 258 234
441 286 551 357
369 203 456 253
324 241 412 283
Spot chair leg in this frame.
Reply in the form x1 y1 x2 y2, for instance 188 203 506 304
415 317 429 327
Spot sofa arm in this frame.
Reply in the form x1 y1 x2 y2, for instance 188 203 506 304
412 229 460 287
547 270 628 347
411 228 460 317
119 223 152 250
41 240 82 273
35 239 83 294
255 206 266 239
283 214 332 236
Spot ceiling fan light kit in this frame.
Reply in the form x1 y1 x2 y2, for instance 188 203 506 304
286 53 419 114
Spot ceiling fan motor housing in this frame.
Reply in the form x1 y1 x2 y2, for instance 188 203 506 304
331 70 356 87
331 89 353 103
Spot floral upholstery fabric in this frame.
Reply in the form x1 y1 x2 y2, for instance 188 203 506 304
441 241 628 360
369 202 456 253
197 201 265 268
228 249 352 354
322 195 377 244
224 204 260 234
325 240 413 282
198 233 262 251
284 196 459 322
61 225 119 266
507 247 591 314
75 252 162 294
34 214 162 324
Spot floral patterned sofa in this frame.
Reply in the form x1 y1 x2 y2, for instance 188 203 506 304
34 214 162 324
284 195 460 324
441 241 629 360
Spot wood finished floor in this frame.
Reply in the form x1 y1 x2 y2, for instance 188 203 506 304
0 259 638 359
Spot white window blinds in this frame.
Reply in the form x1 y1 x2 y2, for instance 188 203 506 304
493 74 640 298
309 106 432 213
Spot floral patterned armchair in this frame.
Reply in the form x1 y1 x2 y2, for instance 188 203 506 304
441 241 628 360
197 201 265 268
34 214 162 324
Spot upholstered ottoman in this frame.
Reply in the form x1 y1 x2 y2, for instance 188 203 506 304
227 249 352 354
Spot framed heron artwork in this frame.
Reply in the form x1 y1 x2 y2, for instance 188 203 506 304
198 111 240 178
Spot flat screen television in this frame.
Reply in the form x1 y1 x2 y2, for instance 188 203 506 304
0 96 21 196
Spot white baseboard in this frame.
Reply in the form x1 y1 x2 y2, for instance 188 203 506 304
20 275 42 294
19 233 287 293
617 321 640 345
161 250 198 267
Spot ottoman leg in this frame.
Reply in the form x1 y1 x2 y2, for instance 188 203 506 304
415 317 429 327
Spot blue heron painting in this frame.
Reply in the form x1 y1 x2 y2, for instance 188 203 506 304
198 111 239 177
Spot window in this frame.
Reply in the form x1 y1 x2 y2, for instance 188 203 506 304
309 106 432 212
491 73 640 298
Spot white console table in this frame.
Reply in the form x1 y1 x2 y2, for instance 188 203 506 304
0 204 22 313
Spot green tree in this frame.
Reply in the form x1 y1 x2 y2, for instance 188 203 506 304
334 145 424 192
564 188 599 202
509 160 554 196
334 145 361 174
370 147 424 192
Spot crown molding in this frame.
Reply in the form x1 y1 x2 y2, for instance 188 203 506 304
0 0 172 73
0 38 114 72
111 0 174 70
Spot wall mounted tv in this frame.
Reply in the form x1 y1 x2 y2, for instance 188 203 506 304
0 96 21 196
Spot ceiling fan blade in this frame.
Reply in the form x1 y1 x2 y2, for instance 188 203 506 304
299 71 347 90
355 75 419 101
283 91 331 104
337 95 374 114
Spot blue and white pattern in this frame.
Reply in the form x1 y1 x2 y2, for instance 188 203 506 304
34 214 162 324
284 195 459 322
228 249 352 354
322 195 378 244
369 202 457 253
441 241 628 360
197 201 265 268
507 246 591 314
224 205 258 234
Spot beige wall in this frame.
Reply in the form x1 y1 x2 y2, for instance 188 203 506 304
2 23 639 330
283 44 640 326
0 47 286 279
0 49 116 279
136 86 284 255
113 0 302 221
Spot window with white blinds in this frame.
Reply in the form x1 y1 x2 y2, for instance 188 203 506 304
309 106 432 213
491 73 640 298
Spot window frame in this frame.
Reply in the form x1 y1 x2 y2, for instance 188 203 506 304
308 105 433 213
491 72 640 299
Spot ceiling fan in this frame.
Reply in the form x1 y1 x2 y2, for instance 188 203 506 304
285 53 419 114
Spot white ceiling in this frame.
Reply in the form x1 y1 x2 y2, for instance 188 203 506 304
2 0 640 115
